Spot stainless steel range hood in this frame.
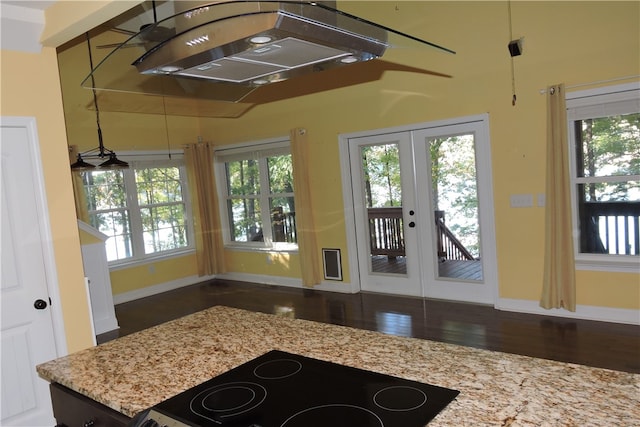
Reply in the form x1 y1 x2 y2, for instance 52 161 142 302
84 1 454 103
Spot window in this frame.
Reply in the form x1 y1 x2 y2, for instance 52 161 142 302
216 139 297 250
82 159 192 263
567 84 640 269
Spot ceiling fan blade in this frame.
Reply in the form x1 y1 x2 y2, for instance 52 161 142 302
109 27 136 36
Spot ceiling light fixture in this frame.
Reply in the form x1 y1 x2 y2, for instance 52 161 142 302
250 35 273 44
71 33 129 171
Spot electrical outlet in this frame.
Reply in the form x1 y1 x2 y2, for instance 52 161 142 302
537 193 546 207
510 194 533 208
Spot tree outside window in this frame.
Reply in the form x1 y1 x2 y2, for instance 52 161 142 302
82 163 191 262
573 113 640 255
219 143 296 248
567 85 640 264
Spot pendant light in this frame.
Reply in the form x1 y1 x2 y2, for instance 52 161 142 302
71 32 129 171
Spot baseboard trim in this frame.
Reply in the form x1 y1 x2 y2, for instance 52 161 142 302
216 272 357 294
113 275 215 305
496 298 640 325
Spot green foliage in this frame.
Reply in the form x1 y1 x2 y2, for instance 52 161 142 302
430 135 480 256
361 144 401 207
226 154 295 242
579 113 640 202
360 136 481 257
82 166 189 260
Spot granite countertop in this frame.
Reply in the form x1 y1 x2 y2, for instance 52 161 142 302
37 306 639 426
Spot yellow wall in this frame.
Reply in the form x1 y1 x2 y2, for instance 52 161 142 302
109 254 199 294
197 1 640 309
0 48 95 353
47 0 639 326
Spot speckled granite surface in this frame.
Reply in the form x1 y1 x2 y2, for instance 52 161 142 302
37 306 639 426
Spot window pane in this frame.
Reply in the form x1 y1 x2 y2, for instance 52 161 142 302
83 170 126 210
361 143 401 208
270 198 296 243
136 167 189 255
140 205 188 254
268 154 294 194
136 167 183 205
430 134 480 258
579 181 640 202
575 113 640 178
90 210 132 261
577 182 640 255
227 198 263 242
226 159 260 196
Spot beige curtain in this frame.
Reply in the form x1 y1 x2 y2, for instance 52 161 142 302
290 128 322 286
184 142 226 276
540 84 576 312
69 145 89 223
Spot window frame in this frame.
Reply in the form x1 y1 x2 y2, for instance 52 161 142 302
215 137 298 252
566 82 640 272
82 151 195 268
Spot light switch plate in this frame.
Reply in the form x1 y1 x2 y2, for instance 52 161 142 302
510 194 533 208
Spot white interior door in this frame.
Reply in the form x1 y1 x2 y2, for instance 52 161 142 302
348 132 422 296
1 119 60 426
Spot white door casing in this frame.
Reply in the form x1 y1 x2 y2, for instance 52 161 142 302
1 117 65 426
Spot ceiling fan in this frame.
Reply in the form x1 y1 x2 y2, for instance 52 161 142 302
97 0 175 49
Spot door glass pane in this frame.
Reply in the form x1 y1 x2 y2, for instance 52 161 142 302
429 134 483 281
360 143 407 275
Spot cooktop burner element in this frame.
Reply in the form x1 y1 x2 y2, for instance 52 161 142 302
130 350 459 427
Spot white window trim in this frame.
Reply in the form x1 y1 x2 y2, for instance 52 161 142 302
84 150 196 268
566 82 640 272
214 137 298 253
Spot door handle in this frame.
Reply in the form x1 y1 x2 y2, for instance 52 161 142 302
408 221 416 228
33 299 48 310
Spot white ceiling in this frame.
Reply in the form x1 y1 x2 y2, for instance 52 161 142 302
0 0 55 52
1 0 55 11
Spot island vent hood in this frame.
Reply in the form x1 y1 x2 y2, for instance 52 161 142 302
84 1 455 102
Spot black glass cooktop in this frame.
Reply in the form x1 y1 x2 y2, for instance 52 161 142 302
132 350 459 427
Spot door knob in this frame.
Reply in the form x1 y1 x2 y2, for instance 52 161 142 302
408 221 416 228
33 299 48 310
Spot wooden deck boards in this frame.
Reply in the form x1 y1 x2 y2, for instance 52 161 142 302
371 256 482 281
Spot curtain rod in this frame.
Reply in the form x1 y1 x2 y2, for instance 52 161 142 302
538 75 640 94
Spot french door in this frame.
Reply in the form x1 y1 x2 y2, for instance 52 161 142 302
348 132 422 296
344 115 497 304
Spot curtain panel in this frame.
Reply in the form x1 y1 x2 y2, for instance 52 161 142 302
69 145 90 223
540 84 577 312
184 142 226 276
290 128 322 286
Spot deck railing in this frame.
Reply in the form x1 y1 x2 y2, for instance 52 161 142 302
434 211 475 261
367 208 475 260
271 208 297 243
368 207 405 257
580 201 640 255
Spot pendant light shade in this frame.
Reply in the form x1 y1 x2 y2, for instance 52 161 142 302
71 33 129 171
70 154 97 171
99 153 130 169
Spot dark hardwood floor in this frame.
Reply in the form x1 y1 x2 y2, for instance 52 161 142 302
101 279 640 374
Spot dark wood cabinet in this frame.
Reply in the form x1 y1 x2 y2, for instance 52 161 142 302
50 383 130 427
